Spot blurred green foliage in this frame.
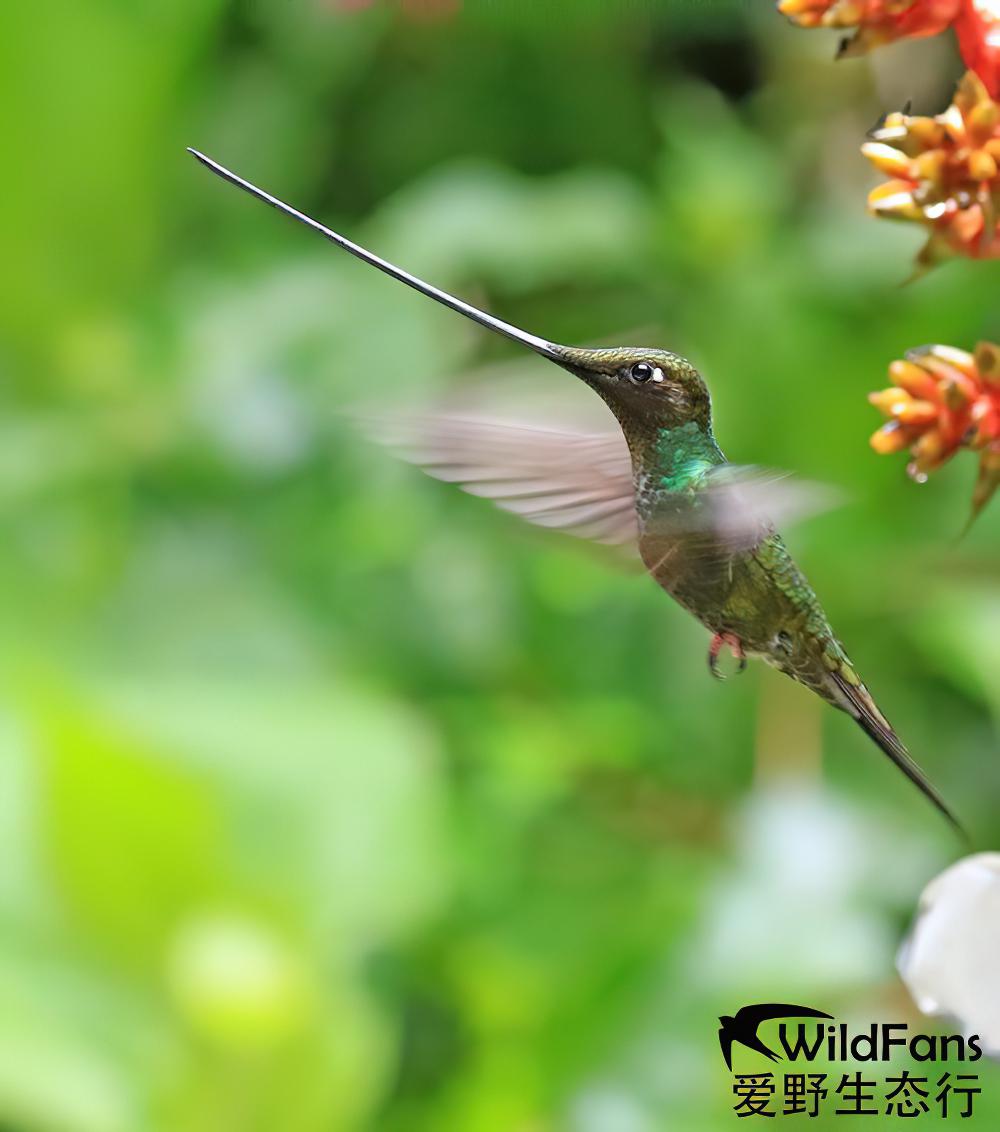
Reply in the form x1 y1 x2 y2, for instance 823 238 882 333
2 1 1000 1129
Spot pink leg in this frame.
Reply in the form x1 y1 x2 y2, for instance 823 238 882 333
708 632 746 680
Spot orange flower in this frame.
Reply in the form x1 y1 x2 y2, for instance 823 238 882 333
869 341 1000 524
778 0 1000 94
778 0 962 56
862 71 1000 268
955 1 1000 99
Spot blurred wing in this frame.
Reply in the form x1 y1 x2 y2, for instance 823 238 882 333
644 465 845 555
360 414 639 549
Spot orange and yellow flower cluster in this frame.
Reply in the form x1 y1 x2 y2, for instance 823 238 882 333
863 72 1000 267
869 342 1000 522
778 5 1000 523
778 0 1000 95
779 0 961 55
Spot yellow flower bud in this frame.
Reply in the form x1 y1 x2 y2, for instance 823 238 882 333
969 100 1000 145
909 351 979 402
894 399 940 427
868 387 913 417
919 344 980 381
907 117 947 149
861 142 914 178
910 428 949 470
969 149 999 181
889 359 942 402
912 150 947 184
868 181 923 221
870 421 914 455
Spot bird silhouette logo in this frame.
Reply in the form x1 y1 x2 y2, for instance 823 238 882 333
718 1004 833 1071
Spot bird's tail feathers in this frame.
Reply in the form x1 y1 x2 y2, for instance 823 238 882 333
828 670 966 839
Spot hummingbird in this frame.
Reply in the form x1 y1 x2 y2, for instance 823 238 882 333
188 148 962 834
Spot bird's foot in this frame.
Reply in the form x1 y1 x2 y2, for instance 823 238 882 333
708 632 746 680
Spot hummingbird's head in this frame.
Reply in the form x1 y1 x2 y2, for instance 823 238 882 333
552 346 713 434
186 151 714 441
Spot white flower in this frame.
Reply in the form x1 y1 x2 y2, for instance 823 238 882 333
899 852 1000 1056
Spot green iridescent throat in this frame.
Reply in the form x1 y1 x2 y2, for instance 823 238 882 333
651 421 725 491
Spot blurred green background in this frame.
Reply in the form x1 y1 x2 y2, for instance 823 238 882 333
3 1 1000 1129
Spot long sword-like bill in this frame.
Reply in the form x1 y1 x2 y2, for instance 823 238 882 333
187 149 564 362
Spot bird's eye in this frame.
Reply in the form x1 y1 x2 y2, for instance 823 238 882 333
775 631 793 655
629 361 654 383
